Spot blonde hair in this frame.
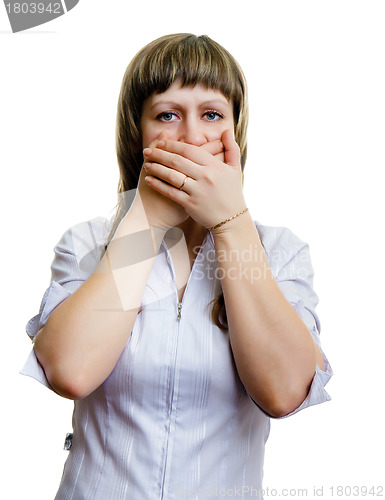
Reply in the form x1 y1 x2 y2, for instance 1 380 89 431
104 33 249 330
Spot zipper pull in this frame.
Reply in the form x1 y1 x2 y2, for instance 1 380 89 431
177 302 182 321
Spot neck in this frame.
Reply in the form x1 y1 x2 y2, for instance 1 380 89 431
176 218 208 250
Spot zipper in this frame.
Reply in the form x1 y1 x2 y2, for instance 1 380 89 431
177 302 182 321
159 234 209 497
160 301 181 497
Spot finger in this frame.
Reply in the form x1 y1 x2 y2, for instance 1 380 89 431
199 139 224 163
143 147 198 179
142 132 168 162
144 174 189 205
200 139 224 157
156 139 219 167
213 151 225 162
144 162 192 192
222 129 241 168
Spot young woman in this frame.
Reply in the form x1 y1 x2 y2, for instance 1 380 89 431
22 33 332 499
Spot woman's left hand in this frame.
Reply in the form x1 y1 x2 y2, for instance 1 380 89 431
143 129 247 229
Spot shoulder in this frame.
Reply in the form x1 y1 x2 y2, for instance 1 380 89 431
254 219 307 253
55 215 114 250
253 220 310 275
52 215 115 277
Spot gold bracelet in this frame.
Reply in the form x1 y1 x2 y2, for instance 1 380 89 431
208 208 249 232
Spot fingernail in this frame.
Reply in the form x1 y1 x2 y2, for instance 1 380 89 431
157 140 165 148
143 148 152 156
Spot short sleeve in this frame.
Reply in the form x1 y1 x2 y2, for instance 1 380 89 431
255 223 333 419
20 217 111 390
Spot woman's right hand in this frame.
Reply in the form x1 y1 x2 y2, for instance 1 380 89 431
131 134 189 230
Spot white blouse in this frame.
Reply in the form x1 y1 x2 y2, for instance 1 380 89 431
21 216 333 500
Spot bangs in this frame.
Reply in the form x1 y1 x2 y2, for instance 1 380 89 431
135 34 243 104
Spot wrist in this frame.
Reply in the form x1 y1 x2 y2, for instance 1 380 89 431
209 207 249 235
127 193 175 236
210 210 257 242
120 203 170 236
114 207 169 258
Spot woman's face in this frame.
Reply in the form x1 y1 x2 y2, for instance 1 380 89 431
141 80 234 148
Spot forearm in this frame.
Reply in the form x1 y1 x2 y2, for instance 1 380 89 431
212 214 319 417
34 205 168 400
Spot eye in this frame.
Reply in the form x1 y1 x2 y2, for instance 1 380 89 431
157 112 178 122
204 110 224 121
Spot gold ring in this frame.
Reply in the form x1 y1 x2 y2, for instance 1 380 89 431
179 175 188 191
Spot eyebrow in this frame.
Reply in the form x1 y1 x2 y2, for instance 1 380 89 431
150 99 231 111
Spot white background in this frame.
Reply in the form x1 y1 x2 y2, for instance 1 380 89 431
1 1 384 498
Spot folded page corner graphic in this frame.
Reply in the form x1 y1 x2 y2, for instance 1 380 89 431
64 0 79 12
4 0 80 33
